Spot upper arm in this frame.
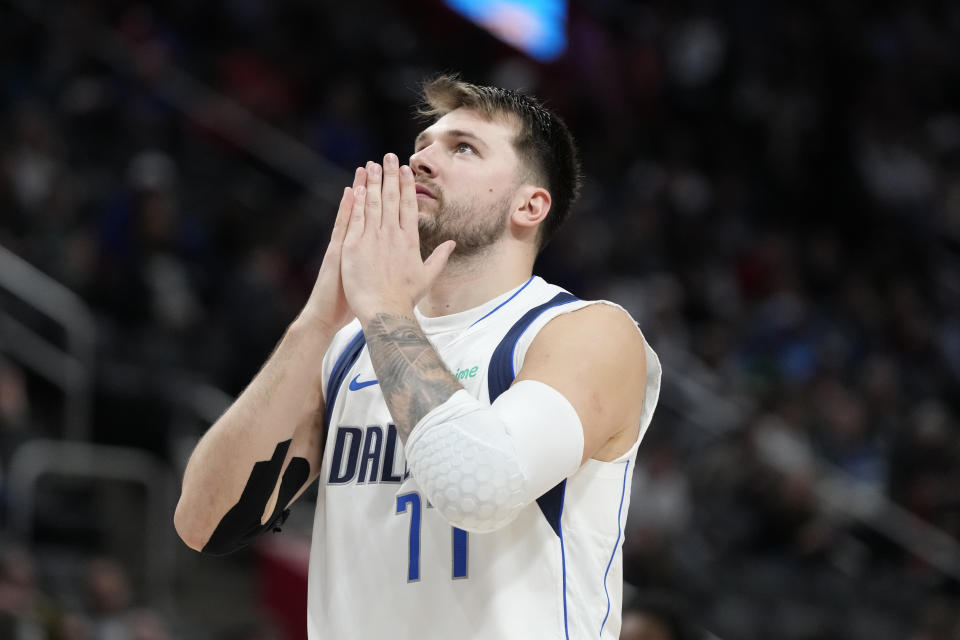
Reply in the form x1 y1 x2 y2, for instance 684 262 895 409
513 304 647 464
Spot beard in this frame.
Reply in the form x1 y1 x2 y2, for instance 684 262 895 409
418 187 511 261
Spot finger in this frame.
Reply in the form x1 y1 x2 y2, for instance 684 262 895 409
345 179 367 242
329 186 354 247
344 165 366 238
422 240 456 285
364 160 383 231
381 153 401 230
353 165 365 190
399 164 418 232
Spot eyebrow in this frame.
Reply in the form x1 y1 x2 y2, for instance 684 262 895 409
414 128 487 151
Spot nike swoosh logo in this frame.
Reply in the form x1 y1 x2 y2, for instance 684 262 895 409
348 374 379 391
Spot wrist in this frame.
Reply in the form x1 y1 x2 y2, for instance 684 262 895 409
356 301 416 327
290 310 342 342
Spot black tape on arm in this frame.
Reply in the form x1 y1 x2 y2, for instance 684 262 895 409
202 439 311 556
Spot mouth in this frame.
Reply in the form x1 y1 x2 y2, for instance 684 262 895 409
415 184 436 200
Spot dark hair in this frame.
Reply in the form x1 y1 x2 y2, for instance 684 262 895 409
419 74 582 251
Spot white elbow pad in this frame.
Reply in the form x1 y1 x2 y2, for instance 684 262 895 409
404 380 584 533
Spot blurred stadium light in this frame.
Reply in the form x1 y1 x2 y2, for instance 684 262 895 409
445 0 567 61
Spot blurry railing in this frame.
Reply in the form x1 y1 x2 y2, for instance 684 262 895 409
659 355 960 582
816 460 960 580
5 438 178 603
0 244 96 441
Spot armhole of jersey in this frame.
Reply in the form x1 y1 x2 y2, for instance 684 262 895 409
490 297 664 478
323 329 367 438
512 299 664 465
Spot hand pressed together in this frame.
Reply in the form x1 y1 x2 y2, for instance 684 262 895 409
339 153 456 324
300 165 368 334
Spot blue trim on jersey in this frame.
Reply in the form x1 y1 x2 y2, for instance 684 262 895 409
323 329 367 432
558 484 570 640
486 291 579 404
468 275 536 328
536 481 566 537
599 460 631 637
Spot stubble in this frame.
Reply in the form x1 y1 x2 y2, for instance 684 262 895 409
417 189 512 261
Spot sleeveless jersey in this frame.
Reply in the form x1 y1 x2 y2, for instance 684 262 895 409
308 276 662 639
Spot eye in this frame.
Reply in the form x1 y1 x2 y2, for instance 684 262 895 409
455 142 476 154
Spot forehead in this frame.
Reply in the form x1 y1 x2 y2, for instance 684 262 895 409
416 108 519 150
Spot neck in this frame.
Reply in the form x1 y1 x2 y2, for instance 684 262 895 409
417 242 534 317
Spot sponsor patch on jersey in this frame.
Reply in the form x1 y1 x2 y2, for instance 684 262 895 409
454 365 479 380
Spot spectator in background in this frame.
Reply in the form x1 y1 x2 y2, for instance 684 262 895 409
95 149 200 334
85 557 132 640
0 358 38 530
0 545 62 640
82 557 173 640
620 593 698 640
0 357 32 464
2 101 63 219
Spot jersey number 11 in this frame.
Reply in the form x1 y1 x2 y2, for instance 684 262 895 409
396 492 468 581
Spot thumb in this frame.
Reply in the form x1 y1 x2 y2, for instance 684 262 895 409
423 240 456 284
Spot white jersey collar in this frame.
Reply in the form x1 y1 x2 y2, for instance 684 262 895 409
415 275 538 335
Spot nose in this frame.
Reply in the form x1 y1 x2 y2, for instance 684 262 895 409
409 145 436 178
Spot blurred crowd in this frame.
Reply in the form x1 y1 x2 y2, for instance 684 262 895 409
1 0 959 638
0 548 172 640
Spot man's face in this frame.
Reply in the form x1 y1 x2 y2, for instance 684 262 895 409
410 108 523 259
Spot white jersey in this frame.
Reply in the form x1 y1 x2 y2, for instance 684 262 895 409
308 276 662 639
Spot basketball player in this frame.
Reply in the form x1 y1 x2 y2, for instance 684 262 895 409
174 76 662 639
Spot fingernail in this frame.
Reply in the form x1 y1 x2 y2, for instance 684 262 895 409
370 163 382 177
400 165 412 176
355 167 363 178
385 153 398 167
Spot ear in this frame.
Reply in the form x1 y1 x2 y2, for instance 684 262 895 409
510 185 552 231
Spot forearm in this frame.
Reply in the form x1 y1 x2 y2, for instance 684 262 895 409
361 311 462 441
174 313 335 550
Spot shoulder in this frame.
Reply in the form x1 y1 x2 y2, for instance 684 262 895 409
524 301 646 368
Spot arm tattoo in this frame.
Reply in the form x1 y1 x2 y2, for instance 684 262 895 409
363 312 462 441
